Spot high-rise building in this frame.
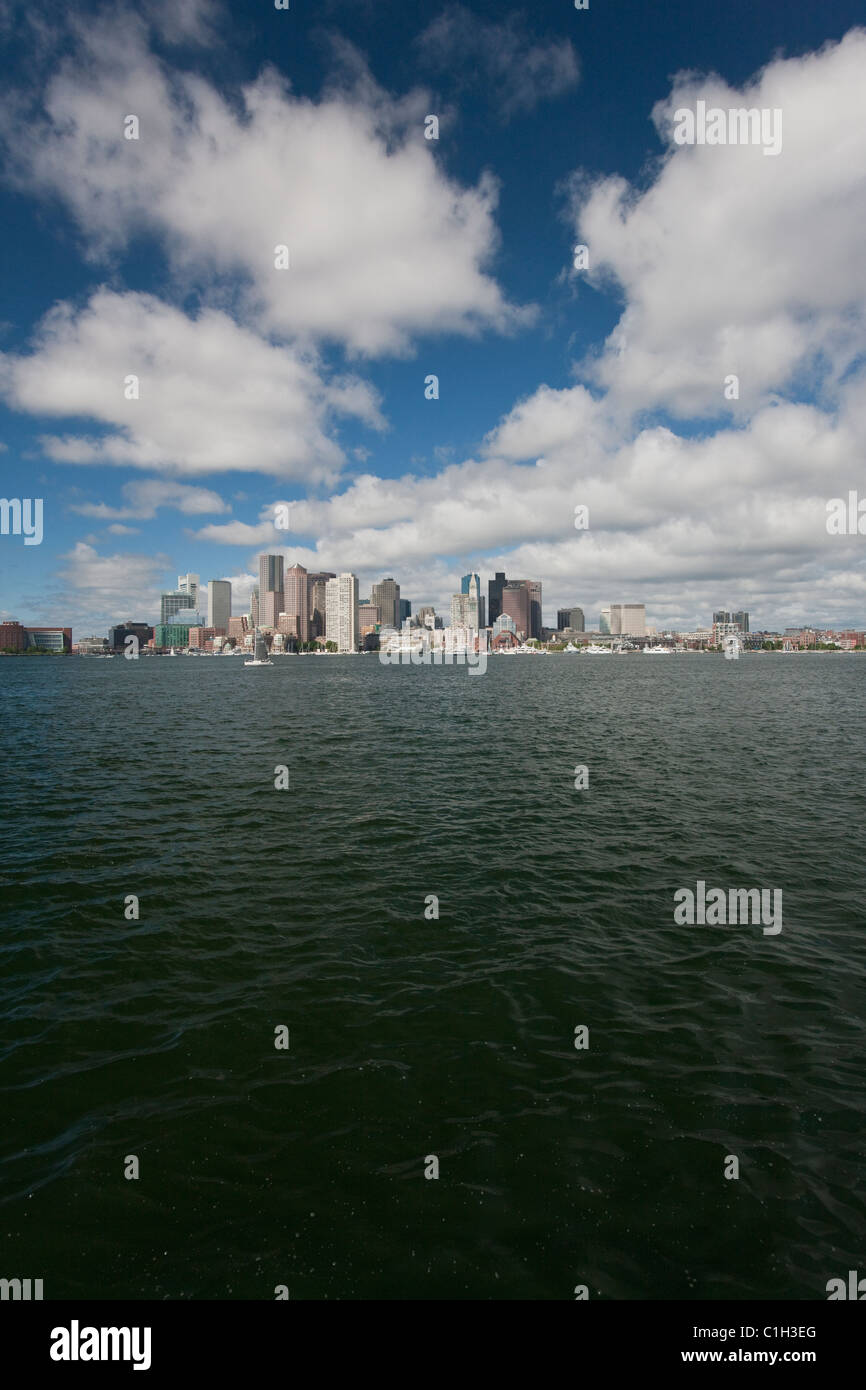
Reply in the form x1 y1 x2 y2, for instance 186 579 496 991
177 573 200 609
250 586 259 628
399 599 412 625
502 581 530 639
600 607 612 634
557 606 585 632
416 606 442 629
605 604 646 637
283 564 309 642
258 554 284 629
308 572 336 638
461 574 486 629
160 589 194 624
357 603 380 634
207 580 232 631
371 577 400 630
325 573 359 652
513 580 542 638
488 572 506 628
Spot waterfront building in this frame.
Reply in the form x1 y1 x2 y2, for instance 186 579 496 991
228 616 249 642
714 609 750 633
188 626 223 649
372 577 400 630
154 623 193 649
605 603 646 637
25 627 72 652
326 573 359 652
207 580 232 631
109 621 154 652
0 620 27 651
78 636 109 655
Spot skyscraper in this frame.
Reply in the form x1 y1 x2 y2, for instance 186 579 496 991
502 581 530 639
606 603 646 637
399 599 412 625
371 577 400 630
325 573 359 652
714 609 749 633
557 606 585 632
518 579 542 638
207 580 232 632
258 554 284 629
177 573 200 609
461 573 486 628
308 572 336 638
283 564 309 642
488 572 506 628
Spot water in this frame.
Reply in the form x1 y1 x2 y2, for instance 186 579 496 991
1 653 865 1300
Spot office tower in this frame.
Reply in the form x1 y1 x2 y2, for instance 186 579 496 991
372 577 400 630
502 581 530 639
488 571 506 628
620 604 646 637
283 564 309 642
452 578 481 630
399 599 412 625
461 574 486 629
599 607 612 634
308 572 336 638
558 606 585 632
357 603 380 634
522 580 542 638
177 573 200 609
325 573 359 652
734 611 749 634
258 554 284 629
250 586 259 628
207 580 232 632
160 589 195 624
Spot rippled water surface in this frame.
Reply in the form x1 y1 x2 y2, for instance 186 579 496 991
2 654 865 1299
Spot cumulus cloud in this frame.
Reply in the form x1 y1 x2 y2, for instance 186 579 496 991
568 29 866 419
0 13 528 355
69 477 230 520
416 5 579 120
0 290 384 480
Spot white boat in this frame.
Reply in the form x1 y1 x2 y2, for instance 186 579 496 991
244 628 273 666
582 643 612 655
168 647 177 656
643 644 673 654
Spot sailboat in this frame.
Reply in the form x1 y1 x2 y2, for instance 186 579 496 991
244 628 273 667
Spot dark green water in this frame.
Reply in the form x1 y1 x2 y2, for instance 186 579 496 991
2 654 865 1300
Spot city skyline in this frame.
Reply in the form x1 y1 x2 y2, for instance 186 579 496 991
0 3 864 637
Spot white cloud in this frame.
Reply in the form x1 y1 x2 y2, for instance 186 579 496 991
70 477 231 520
2 14 529 355
568 29 866 418
0 290 383 480
58 540 170 626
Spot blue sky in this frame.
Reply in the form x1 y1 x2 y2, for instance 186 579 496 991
1 0 864 634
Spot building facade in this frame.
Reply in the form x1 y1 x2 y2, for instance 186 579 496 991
258 555 285 629
207 580 232 631
371 577 400 630
326 573 359 652
283 564 309 642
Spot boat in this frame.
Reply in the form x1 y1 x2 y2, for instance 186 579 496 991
244 628 273 666
168 647 177 656
582 643 612 655
643 643 673 654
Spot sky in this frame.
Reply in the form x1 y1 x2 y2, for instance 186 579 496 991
0 0 864 636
